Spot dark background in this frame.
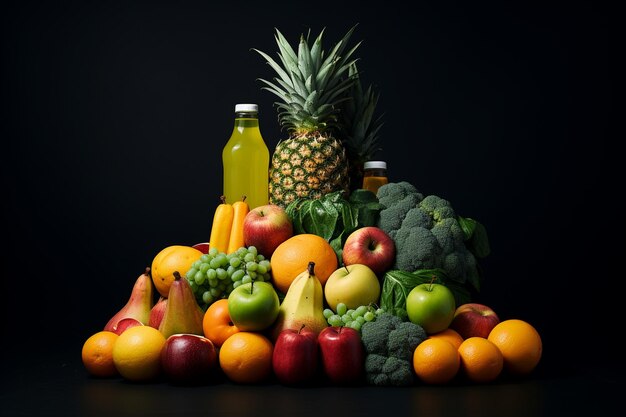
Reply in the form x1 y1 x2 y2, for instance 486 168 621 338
0 0 617 414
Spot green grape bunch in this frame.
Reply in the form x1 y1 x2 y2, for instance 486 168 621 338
184 246 272 310
323 303 385 332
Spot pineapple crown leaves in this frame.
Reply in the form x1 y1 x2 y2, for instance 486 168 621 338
252 25 362 134
341 63 384 161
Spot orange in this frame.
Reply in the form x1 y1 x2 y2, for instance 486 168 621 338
413 338 460 384
203 299 240 347
219 331 273 384
458 337 504 383
151 245 203 297
270 234 338 294
112 325 166 381
428 328 464 349
81 331 119 377
488 319 542 375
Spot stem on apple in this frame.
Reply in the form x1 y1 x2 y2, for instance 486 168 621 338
428 275 436 291
298 323 306 334
249 280 254 294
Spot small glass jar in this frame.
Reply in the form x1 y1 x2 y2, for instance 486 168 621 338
362 161 388 194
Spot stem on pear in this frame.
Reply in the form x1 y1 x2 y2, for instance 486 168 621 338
144 266 151 277
307 262 315 276
173 271 182 281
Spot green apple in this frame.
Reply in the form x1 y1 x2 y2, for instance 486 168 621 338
405 283 456 334
324 264 380 311
227 281 280 331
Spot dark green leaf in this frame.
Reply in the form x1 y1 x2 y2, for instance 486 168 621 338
458 216 491 258
457 216 476 241
285 199 309 235
302 199 337 241
466 265 481 293
340 202 358 236
357 201 383 227
348 189 384 228
329 236 343 265
348 189 378 205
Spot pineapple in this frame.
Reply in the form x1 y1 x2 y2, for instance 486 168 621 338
340 63 384 191
253 27 361 207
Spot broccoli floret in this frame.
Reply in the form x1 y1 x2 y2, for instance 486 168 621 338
387 321 428 362
442 252 464 281
361 313 402 355
377 193 422 235
400 206 433 230
381 356 415 386
431 218 465 254
364 354 386 375
377 181 423 207
376 181 484 298
394 226 442 271
365 355 415 386
361 313 425 386
419 195 456 222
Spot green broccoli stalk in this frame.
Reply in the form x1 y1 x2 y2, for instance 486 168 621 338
376 181 490 298
360 313 427 386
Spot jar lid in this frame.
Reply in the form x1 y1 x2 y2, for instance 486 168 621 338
364 161 387 169
235 103 258 112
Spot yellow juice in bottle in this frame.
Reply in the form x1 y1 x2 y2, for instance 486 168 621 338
222 104 269 209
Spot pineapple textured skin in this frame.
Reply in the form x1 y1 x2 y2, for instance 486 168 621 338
254 26 360 207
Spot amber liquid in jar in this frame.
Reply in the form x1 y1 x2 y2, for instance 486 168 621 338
362 161 388 194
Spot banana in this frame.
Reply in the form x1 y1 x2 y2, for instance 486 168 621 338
271 261 328 341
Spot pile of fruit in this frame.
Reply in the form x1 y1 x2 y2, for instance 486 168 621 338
81 26 542 387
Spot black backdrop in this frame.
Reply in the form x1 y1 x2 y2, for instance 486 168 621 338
1 0 616 375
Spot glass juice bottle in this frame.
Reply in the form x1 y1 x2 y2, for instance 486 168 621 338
222 104 270 209
362 161 388 194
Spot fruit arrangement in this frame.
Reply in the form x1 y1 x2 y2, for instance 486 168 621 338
81 26 542 387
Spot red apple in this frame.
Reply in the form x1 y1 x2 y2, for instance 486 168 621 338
272 325 319 385
149 296 167 329
160 334 218 384
192 243 210 254
243 204 293 258
341 226 395 275
449 303 500 339
318 326 365 385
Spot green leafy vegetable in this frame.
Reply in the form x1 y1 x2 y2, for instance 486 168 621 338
381 269 472 319
457 216 491 259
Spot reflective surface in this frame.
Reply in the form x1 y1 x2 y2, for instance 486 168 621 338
1 349 620 417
